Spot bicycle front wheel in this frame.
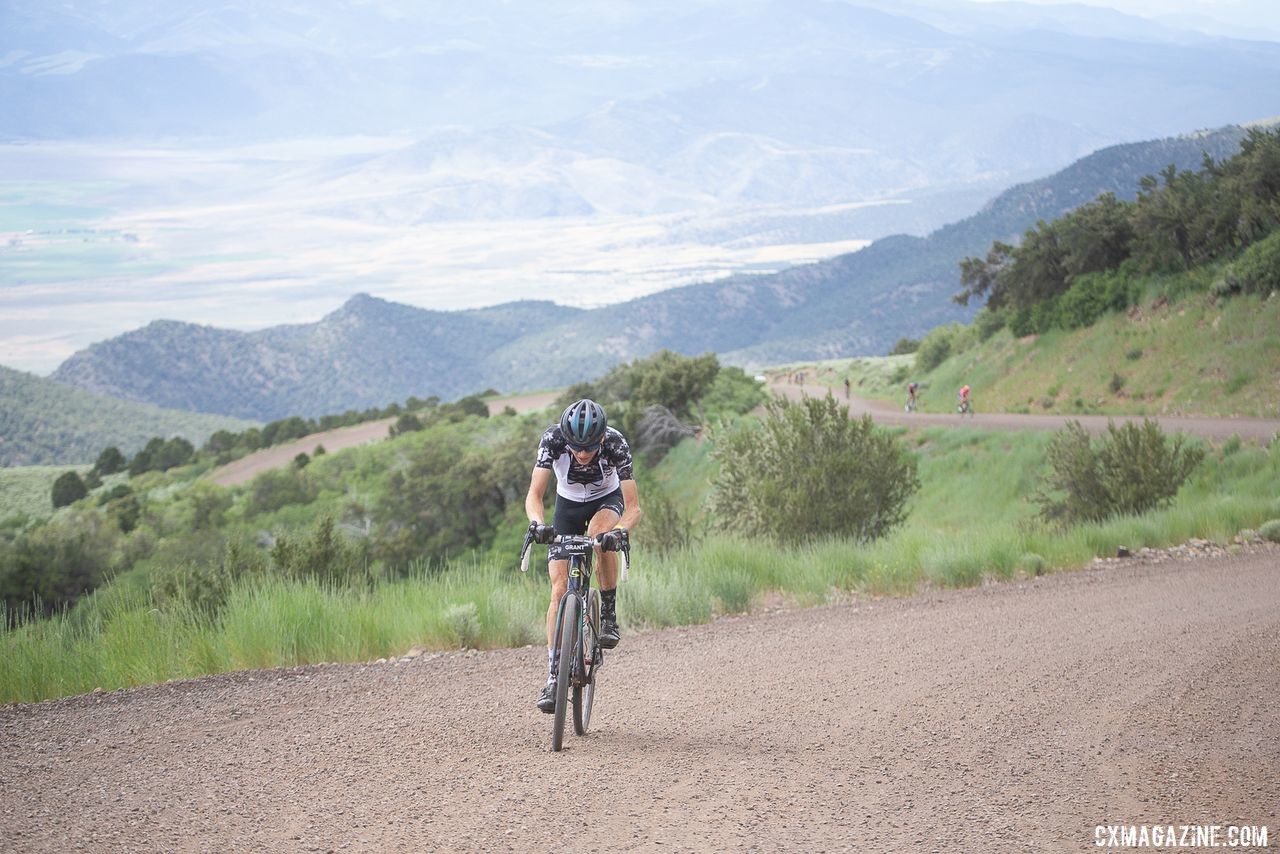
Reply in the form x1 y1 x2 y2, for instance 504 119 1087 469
573 589 600 736
552 594 579 753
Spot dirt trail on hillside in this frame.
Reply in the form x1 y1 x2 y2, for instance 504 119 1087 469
772 382 1280 442
3 546 1277 852
207 391 561 488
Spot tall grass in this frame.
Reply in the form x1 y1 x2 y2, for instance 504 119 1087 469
4 433 1277 704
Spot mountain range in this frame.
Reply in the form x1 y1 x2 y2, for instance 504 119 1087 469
46 125 1251 421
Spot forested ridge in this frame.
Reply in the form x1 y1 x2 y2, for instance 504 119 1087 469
0 365 254 467
955 127 1280 335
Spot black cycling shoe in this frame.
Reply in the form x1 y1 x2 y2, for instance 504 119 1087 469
599 617 620 649
537 679 556 713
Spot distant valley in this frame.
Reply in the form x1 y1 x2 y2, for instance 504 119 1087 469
5 0 1280 372
46 126 1250 422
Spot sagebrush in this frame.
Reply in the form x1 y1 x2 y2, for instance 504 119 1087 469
1036 419 1204 524
710 394 919 543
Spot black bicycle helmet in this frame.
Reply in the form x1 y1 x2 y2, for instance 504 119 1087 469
560 398 607 448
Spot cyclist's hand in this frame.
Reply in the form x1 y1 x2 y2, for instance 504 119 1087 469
528 521 556 545
596 528 628 552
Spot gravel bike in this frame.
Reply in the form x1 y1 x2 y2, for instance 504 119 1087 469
957 397 974 417
520 528 630 752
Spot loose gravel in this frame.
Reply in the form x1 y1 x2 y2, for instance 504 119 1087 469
2 545 1277 852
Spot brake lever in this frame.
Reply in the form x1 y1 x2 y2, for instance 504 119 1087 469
519 531 533 572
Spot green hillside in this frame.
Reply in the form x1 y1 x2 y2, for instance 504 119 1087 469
0 365 256 466
921 290 1280 419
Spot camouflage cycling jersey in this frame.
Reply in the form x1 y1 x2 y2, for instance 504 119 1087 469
535 425 634 502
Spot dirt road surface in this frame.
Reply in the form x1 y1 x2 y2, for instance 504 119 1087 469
772 383 1280 443
3 545 1276 852
207 391 561 488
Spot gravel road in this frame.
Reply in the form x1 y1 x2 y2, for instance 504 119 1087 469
207 391 561 488
3 545 1276 852
772 383 1280 443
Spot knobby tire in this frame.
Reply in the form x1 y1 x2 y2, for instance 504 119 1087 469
552 594 578 752
573 589 600 736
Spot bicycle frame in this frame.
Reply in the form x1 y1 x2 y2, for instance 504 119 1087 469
548 536 600 689
519 529 629 750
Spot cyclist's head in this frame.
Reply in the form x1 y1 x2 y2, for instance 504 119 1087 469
560 398 607 451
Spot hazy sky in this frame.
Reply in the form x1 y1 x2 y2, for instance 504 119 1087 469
967 0 1280 38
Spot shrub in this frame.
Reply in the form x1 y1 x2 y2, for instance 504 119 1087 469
1109 373 1126 393
1036 420 1205 525
1052 270 1141 330
150 537 269 614
373 420 534 566
444 602 482 648
128 436 195 475
1231 230 1280 296
888 337 920 356
391 413 424 436
51 471 88 508
92 446 126 476
1260 520 1280 543
914 324 956 372
105 493 141 534
710 394 919 543
632 472 700 556
1016 553 1048 576
271 515 372 586
0 510 117 619
248 467 319 515
972 307 1007 341
698 366 767 419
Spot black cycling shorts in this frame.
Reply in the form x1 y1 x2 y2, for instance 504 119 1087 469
549 487 625 561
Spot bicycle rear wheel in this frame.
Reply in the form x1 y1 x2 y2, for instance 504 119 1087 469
573 589 600 736
551 594 579 752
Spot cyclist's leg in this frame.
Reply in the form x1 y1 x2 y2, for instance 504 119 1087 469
586 506 622 588
545 558 569 649
586 496 624 647
545 492 595 647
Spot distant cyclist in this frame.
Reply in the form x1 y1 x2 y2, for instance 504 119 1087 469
525 399 642 713
958 384 971 414
906 382 919 412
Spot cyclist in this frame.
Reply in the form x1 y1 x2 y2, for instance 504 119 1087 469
958 384 971 413
906 381 919 411
525 398 642 713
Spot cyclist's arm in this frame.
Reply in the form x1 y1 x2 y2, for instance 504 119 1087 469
617 478 642 531
526 466 552 524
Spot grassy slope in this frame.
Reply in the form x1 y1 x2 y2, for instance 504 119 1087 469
933 294 1280 419
778 290 1280 420
0 466 87 525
